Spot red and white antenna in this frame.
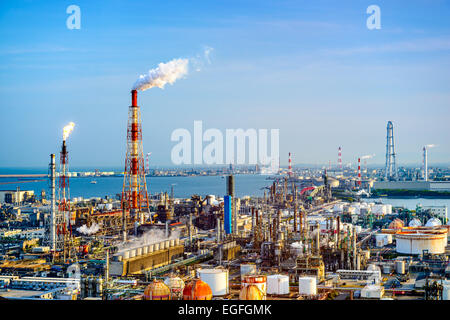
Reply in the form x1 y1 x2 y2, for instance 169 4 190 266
357 157 361 186
288 152 292 177
338 147 342 170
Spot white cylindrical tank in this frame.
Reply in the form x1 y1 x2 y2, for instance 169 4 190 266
136 247 142 256
298 277 317 295
241 275 266 300
170 239 175 247
129 249 136 258
197 268 229 296
395 260 405 274
175 239 180 246
375 234 385 247
148 244 154 253
385 234 393 245
159 241 165 250
153 243 160 251
443 285 450 300
165 240 170 248
122 251 130 260
396 229 447 254
382 264 392 274
142 245 148 255
266 275 289 295
240 264 257 277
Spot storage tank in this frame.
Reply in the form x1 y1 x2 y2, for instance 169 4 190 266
159 241 165 250
197 268 229 296
382 264 392 274
385 234 393 245
395 260 405 274
443 285 450 300
129 249 136 258
408 218 422 227
241 275 266 300
425 218 442 227
361 284 384 299
153 243 160 251
148 244 154 253
240 264 257 277
165 240 170 248
164 275 185 300
144 279 171 300
298 277 317 295
122 251 130 260
266 275 289 295
239 284 264 300
142 245 148 255
396 228 447 254
290 242 304 257
388 219 404 230
183 278 212 300
170 239 175 247
375 234 386 247
136 247 142 256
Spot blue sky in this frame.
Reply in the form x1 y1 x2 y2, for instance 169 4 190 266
0 0 449 168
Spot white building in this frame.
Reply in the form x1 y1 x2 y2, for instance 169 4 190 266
421 205 447 223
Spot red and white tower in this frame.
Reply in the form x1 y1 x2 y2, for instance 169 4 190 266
288 152 292 177
338 147 342 170
357 157 361 186
58 122 75 238
122 90 150 224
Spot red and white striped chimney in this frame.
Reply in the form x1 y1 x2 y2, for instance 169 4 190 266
357 157 361 186
288 152 292 177
338 147 342 170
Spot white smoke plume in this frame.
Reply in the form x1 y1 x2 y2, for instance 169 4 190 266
63 122 75 141
425 144 437 149
77 222 100 235
132 47 213 91
117 228 180 252
361 154 375 160
132 58 189 91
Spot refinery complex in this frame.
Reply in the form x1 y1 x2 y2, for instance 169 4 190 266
0 89 449 302
1 2 450 308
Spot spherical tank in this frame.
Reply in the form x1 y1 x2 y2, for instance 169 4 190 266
183 278 212 300
164 275 185 300
144 279 171 300
409 218 422 227
388 219 404 230
239 284 264 300
241 275 267 299
425 218 442 227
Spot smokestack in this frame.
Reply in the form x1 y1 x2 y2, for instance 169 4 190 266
49 154 56 253
423 146 428 181
357 158 361 186
338 147 342 170
316 224 320 255
288 152 292 177
132 89 137 107
122 90 150 224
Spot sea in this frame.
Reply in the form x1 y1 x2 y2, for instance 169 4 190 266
0 168 271 199
1 168 449 209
